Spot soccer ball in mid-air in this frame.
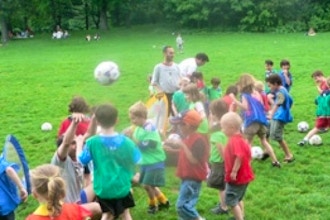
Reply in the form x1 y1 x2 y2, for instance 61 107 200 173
309 135 322 146
251 146 264 159
41 122 52 131
94 61 120 85
297 121 309 132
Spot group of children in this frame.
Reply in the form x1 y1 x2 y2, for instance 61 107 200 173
2 55 330 220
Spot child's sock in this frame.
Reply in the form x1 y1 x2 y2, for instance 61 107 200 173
157 192 168 204
149 197 157 206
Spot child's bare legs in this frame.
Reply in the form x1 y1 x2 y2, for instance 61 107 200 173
298 127 319 146
279 140 293 160
101 212 114 220
260 137 279 163
220 190 228 211
121 209 132 220
144 185 156 207
232 202 244 220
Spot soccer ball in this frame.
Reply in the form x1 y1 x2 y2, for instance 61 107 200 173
309 135 322 146
41 122 52 131
297 121 309 132
251 146 264 159
94 61 120 85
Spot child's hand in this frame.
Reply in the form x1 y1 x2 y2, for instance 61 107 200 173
71 113 85 123
230 171 237 181
19 187 28 202
75 135 85 146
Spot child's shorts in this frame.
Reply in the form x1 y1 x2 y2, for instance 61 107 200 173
207 162 225 190
269 120 285 141
0 211 15 220
97 192 135 218
244 122 267 140
140 167 165 187
315 117 330 129
225 183 249 207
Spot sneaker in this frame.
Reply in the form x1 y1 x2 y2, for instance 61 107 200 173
211 206 229 215
272 161 281 168
158 201 170 211
261 153 270 161
147 205 158 214
297 140 307 146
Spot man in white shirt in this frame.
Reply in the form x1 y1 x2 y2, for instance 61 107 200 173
179 53 209 78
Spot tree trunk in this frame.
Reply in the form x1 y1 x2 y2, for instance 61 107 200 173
0 14 8 44
85 2 89 30
99 8 108 30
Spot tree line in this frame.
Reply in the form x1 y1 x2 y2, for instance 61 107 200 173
1 0 330 42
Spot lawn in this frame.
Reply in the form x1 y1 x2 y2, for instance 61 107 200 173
1 27 330 220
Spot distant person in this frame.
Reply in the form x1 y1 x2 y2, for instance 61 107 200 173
26 164 92 220
220 112 254 220
298 71 330 146
179 53 209 78
77 104 141 220
278 59 293 92
63 30 69 38
165 110 209 220
264 59 277 94
307 27 316 36
94 33 100 40
151 46 181 116
0 156 28 220
207 77 222 101
176 33 184 54
86 35 91 41
266 74 294 163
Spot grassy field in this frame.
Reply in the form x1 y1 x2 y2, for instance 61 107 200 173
1 27 330 220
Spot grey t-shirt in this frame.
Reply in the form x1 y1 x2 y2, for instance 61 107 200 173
51 153 83 203
152 63 181 93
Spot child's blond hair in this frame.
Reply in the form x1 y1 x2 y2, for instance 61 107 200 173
254 80 264 92
129 101 148 119
237 74 256 94
221 112 242 131
182 83 202 102
30 164 66 217
179 77 190 87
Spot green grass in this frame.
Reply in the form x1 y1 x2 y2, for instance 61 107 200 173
1 27 330 220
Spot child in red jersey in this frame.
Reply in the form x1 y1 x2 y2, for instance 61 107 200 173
164 110 209 220
220 112 254 220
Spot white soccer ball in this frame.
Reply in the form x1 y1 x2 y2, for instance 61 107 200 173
94 61 120 86
167 133 181 141
309 135 322 146
251 146 264 160
41 122 52 131
297 121 309 133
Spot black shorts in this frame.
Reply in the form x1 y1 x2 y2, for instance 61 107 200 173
84 165 90 174
97 192 135 218
0 212 15 220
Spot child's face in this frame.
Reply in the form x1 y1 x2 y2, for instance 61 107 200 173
265 64 273 71
281 64 290 70
212 83 219 89
180 81 189 89
267 82 278 92
220 120 234 137
313 76 323 84
129 113 145 127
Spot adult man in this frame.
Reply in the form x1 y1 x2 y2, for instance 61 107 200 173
152 46 181 115
179 53 210 78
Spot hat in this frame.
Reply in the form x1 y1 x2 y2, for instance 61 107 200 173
170 110 202 127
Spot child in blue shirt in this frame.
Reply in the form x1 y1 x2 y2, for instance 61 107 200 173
278 59 293 92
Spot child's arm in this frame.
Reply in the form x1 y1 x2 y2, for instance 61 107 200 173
6 166 28 201
282 69 292 86
229 94 248 110
83 114 97 140
230 157 242 181
179 139 205 164
57 113 84 160
76 135 92 165
172 102 179 116
216 143 225 159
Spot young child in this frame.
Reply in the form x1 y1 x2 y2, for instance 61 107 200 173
230 74 280 167
172 77 191 115
191 72 206 92
127 101 169 214
183 83 209 135
176 33 184 54
278 59 293 92
264 60 277 94
255 80 270 113
221 85 239 112
0 157 28 220
266 74 294 162
77 104 141 220
26 164 92 220
207 77 222 101
220 112 254 220
207 99 229 215
298 71 330 146
164 110 209 220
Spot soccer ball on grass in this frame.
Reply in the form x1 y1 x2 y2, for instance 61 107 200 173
309 135 322 146
297 121 309 133
94 61 120 85
251 146 264 160
41 122 52 131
